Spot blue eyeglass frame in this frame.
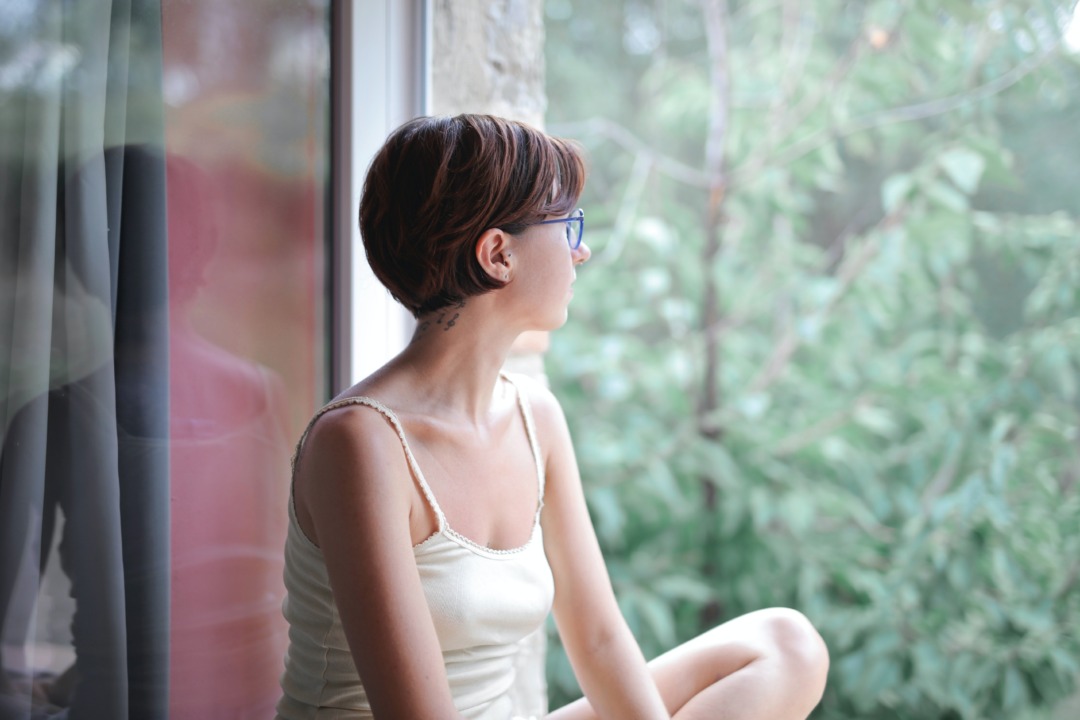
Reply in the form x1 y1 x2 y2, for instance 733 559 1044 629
529 208 585 249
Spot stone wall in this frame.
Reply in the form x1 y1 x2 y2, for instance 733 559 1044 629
431 0 547 127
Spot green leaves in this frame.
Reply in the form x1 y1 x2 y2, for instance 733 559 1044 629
882 172 915 214
939 147 987 195
544 0 1080 716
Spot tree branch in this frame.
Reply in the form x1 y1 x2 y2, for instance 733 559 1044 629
731 41 1061 190
553 16 1060 199
746 233 880 394
548 117 711 187
920 435 965 512
592 151 654 268
774 393 874 456
698 0 731 436
697 0 731 627
761 2 877 157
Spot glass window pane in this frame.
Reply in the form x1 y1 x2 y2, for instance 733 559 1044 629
161 1 329 717
0 1 329 718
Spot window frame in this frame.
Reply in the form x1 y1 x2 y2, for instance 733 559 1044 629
330 0 430 394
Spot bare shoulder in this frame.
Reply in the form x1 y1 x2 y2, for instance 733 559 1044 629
297 399 404 474
293 399 413 547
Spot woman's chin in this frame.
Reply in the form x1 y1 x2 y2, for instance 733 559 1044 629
533 311 569 333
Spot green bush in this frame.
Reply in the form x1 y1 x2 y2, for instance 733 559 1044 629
544 1 1080 717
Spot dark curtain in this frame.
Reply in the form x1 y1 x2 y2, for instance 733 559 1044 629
0 1 170 718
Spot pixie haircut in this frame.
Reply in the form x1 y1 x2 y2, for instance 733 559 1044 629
359 114 586 317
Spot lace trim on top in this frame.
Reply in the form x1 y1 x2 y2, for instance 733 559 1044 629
290 372 545 557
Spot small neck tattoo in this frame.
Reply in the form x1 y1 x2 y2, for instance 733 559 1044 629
419 300 466 334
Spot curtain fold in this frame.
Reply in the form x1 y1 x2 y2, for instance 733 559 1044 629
0 1 169 718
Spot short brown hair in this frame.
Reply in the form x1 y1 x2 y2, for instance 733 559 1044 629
359 114 586 317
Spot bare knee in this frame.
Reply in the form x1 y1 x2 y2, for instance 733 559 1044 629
758 608 830 698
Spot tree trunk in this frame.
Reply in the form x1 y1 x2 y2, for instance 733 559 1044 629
698 0 730 628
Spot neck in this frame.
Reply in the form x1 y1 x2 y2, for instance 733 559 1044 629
382 296 525 426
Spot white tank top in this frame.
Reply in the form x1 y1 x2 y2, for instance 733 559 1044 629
275 374 554 720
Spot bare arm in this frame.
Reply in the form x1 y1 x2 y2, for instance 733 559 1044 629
528 385 671 719
294 407 465 719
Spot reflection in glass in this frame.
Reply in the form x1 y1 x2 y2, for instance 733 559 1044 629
0 1 329 718
161 1 329 718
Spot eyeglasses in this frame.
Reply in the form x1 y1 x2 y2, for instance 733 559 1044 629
529 208 585 250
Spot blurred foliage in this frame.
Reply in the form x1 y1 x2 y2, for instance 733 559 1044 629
543 1 1080 718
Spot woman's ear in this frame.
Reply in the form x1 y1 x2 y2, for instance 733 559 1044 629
476 227 514 282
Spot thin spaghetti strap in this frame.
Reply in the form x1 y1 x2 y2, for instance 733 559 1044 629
291 396 447 530
501 373 546 502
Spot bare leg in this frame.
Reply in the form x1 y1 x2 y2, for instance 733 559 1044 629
549 607 829 720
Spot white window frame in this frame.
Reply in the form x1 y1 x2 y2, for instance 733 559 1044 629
331 0 430 392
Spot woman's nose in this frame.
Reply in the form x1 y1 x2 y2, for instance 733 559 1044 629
572 241 591 265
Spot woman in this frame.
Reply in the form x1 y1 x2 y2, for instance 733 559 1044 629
276 114 829 719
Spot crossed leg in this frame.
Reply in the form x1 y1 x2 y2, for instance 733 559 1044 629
548 607 830 720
